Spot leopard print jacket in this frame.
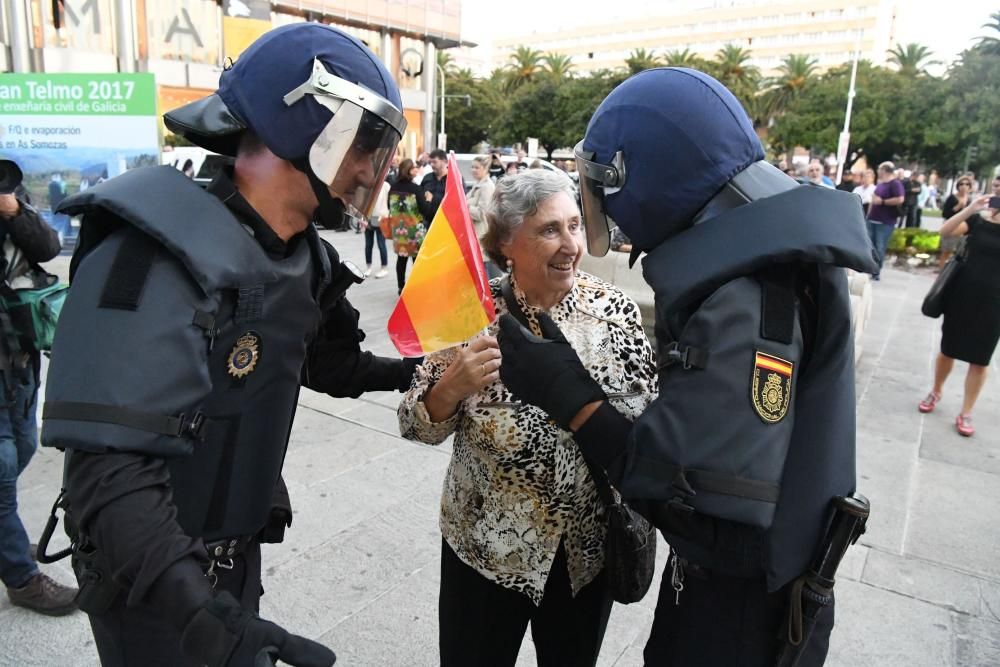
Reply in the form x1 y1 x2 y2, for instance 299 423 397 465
398 271 657 605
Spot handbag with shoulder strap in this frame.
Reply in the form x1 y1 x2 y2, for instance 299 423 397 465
500 275 657 604
921 235 968 318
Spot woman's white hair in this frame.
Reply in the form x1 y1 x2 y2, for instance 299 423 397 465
481 170 575 267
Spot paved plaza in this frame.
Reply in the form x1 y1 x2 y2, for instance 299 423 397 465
5 229 1000 666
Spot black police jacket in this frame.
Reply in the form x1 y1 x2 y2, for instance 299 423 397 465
42 166 407 605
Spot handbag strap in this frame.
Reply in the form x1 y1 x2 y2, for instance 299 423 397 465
498 274 619 507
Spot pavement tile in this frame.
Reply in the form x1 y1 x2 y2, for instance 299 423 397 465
953 613 1000 666
0 604 96 666
905 460 1000 581
826 579 953 667
854 429 918 553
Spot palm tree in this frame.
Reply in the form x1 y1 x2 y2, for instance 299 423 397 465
764 54 818 118
624 48 661 75
663 48 702 68
978 11 1000 55
542 52 575 79
437 50 456 74
711 44 760 95
887 42 940 76
506 46 543 90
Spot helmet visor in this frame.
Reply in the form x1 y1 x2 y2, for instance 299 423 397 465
284 58 406 218
573 140 625 257
309 98 400 218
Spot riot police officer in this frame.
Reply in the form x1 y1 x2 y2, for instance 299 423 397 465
497 68 877 666
39 24 413 666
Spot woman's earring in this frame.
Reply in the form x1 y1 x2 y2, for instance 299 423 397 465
506 258 513 272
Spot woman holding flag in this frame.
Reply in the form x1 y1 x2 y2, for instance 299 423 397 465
398 170 656 666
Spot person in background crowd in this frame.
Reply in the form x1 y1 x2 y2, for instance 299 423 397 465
385 154 401 185
182 159 195 179
918 182 1000 437
938 175 976 269
867 161 906 280
528 159 544 170
836 169 856 192
387 158 426 294
0 165 77 617
515 149 528 171
488 153 505 182
362 180 390 278
398 170 656 666
806 160 833 189
902 171 922 228
465 156 496 266
916 173 932 216
503 161 519 180
853 168 876 217
420 149 448 224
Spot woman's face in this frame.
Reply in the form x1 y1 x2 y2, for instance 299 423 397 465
471 162 486 180
502 191 583 302
957 180 971 195
408 165 420 180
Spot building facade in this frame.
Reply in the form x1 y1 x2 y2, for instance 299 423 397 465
0 0 465 157
492 0 897 77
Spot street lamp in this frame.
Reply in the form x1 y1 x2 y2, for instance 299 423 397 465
836 30 863 185
436 63 446 150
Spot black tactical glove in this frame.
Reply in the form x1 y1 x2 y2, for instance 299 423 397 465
497 312 606 430
397 356 424 392
180 591 336 667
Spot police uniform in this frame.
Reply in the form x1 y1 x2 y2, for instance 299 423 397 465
497 68 878 667
38 22 410 667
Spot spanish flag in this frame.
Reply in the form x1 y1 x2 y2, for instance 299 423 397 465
388 152 496 357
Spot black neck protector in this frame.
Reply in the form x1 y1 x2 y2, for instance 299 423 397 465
292 158 347 230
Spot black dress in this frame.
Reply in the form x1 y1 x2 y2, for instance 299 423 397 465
941 216 1000 365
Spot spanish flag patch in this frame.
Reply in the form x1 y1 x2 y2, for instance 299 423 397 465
751 351 793 424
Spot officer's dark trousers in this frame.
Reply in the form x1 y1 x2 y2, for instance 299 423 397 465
643 554 834 667
88 541 262 667
439 539 613 667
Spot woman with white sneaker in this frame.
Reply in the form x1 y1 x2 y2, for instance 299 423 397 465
362 180 390 278
919 180 1000 437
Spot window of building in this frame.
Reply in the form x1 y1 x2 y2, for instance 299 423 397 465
38 0 117 53
146 0 220 64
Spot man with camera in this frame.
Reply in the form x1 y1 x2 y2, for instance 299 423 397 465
0 159 77 615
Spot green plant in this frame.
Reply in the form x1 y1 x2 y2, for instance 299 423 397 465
887 228 941 254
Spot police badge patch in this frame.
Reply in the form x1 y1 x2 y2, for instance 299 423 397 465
751 351 793 424
227 332 261 379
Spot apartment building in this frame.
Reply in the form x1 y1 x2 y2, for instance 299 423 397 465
493 0 897 76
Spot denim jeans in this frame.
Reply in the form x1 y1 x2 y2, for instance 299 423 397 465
364 225 388 267
0 366 40 588
866 221 896 276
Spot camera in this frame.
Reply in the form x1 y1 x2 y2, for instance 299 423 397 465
0 159 24 195
989 196 1000 211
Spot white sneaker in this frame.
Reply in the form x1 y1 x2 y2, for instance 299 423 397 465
363 267 372 278
375 269 388 279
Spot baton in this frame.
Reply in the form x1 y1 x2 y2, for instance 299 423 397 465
775 493 870 667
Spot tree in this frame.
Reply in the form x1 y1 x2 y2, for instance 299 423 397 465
505 46 543 90
763 54 818 119
663 48 706 69
624 48 661 75
440 68 508 152
542 52 575 79
979 11 1000 56
437 50 457 75
887 42 940 76
709 44 761 113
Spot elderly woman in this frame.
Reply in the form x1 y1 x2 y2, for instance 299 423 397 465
398 170 656 666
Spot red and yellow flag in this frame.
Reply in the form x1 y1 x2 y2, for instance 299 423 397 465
388 153 496 357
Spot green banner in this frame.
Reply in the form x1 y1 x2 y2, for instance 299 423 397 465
0 73 156 116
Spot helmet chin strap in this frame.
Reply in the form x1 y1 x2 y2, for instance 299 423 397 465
293 157 347 229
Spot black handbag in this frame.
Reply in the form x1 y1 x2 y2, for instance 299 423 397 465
921 236 968 318
499 276 657 604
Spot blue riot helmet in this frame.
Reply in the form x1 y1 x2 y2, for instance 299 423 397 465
165 23 406 223
576 67 779 257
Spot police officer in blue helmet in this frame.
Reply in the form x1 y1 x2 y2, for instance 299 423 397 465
498 68 878 665
39 24 415 667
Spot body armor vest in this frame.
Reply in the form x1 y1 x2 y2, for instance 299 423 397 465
42 167 330 541
620 186 878 589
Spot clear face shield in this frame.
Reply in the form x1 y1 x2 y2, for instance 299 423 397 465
573 141 626 257
284 59 407 218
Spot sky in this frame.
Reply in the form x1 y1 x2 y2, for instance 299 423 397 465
461 0 997 74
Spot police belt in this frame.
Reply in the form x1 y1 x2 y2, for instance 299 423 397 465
205 534 255 561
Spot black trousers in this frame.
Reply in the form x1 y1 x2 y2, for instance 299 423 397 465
396 255 415 291
643 552 834 667
89 542 262 667
439 539 613 667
